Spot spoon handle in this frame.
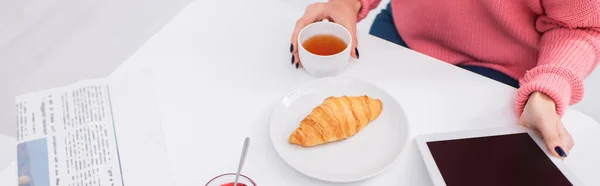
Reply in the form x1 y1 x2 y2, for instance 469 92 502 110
233 137 250 186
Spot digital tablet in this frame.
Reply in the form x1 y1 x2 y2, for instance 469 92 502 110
415 126 583 186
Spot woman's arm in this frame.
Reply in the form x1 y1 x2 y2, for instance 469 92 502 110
515 0 600 116
329 0 382 22
357 0 382 21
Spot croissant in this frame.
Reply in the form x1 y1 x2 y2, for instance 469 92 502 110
289 95 383 147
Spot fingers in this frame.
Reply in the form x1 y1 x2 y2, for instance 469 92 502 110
291 45 301 69
557 120 574 153
291 3 328 54
538 119 569 158
290 3 329 68
332 15 358 58
337 21 359 59
290 1 360 67
324 2 359 59
543 133 566 159
520 91 573 159
349 30 359 59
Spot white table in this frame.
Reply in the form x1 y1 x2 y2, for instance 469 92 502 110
0 135 16 185
28 0 600 185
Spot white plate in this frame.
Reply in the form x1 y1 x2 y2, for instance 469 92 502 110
269 77 410 183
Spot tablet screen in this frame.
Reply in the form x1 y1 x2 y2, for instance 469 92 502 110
426 133 572 186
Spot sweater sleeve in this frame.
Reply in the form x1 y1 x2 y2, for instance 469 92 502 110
357 0 382 22
515 0 600 117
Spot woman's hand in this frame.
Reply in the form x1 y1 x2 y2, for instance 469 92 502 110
290 0 362 68
520 92 574 158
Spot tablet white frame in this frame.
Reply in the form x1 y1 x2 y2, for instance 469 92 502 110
415 125 583 186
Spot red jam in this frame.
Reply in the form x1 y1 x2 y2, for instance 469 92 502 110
221 182 247 186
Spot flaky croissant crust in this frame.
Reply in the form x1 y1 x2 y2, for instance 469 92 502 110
289 95 383 147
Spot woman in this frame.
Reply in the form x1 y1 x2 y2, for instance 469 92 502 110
289 0 600 158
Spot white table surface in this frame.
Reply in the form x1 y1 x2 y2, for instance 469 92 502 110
4 0 599 185
0 135 16 185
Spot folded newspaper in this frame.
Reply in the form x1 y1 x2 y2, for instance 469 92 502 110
16 79 123 186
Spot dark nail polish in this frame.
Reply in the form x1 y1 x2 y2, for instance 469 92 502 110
555 146 567 157
291 55 295 64
290 44 294 53
355 48 360 59
295 63 299 69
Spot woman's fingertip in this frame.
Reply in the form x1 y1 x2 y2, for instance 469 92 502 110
355 48 360 59
291 55 295 64
296 63 299 69
554 146 568 157
290 43 294 53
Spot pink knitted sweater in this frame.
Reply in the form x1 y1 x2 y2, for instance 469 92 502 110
358 0 600 116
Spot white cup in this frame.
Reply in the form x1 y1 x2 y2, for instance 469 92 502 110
298 20 352 77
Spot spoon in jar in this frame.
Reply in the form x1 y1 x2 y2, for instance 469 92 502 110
233 137 250 186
